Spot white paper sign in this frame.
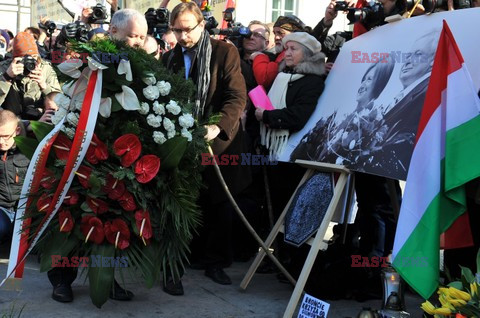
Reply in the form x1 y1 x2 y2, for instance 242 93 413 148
298 293 330 318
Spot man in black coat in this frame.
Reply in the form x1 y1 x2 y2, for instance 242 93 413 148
372 31 439 180
162 2 250 293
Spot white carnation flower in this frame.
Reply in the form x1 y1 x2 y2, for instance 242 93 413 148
163 117 175 132
139 102 150 115
61 126 75 139
178 113 194 128
147 114 162 128
51 108 67 125
142 74 156 86
166 100 181 115
167 130 176 139
153 131 167 145
54 94 71 110
181 128 192 142
157 81 171 96
66 112 79 127
143 85 160 101
152 101 165 115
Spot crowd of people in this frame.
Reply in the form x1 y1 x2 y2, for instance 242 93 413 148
0 0 479 307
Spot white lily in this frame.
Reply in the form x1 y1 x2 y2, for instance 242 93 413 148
87 56 108 71
57 59 83 78
99 97 112 118
117 59 133 81
115 85 140 111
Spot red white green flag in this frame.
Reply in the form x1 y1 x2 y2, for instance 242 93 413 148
392 20 480 299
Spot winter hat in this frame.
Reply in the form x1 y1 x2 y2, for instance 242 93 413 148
273 15 306 32
12 32 39 58
0 30 10 47
282 32 322 54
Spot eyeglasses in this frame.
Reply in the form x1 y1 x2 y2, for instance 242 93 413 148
0 129 16 142
171 22 201 36
250 31 268 40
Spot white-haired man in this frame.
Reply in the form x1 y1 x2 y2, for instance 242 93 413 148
109 9 148 48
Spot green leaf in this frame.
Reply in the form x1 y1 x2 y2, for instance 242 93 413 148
89 244 115 308
89 174 102 193
461 265 475 284
39 232 79 272
14 136 39 160
448 280 463 290
30 121 54 142
157 136 188 170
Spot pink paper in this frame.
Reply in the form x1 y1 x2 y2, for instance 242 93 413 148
248 85 275 111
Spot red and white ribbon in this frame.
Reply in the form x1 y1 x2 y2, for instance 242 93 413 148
1 69 103 287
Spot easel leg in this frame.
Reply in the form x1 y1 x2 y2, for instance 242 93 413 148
240 169 315 290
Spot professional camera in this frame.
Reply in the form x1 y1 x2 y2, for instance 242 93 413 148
21 55 37 76
204 15 219 32
88 3 108 24
336 1 385 30
334 1 350 11
38 20 57 35
145 8 170 50
403 0 472 13
58 21 89 45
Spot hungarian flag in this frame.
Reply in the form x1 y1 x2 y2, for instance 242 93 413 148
392 20 480 299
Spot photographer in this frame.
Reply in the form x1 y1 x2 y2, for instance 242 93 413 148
0 32 61 120
250 15 307 90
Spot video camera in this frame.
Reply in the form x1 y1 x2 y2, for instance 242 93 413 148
88 3 108 24
207 8 252 48
335 1 385 30
145 7 170 50
58 21 89 45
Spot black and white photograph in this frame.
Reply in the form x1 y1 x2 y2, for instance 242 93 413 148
282 9 480 181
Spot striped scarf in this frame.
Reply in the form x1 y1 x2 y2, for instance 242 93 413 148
193 30 212 119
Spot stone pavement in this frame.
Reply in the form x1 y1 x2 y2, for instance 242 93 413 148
0 249 425 318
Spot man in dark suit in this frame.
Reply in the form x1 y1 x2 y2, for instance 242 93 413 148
162 2 250 294
372 32 439 180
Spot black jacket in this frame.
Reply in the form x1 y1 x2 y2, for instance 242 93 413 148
0 147 29 209
262 51 326 133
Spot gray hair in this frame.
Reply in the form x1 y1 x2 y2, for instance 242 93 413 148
299 43 313 59
111 9 147 31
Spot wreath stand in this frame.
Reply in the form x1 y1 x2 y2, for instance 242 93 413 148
239 160 353 318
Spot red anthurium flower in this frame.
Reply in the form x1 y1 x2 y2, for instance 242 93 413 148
86 145 99 164
58 209 74 232
113 134 141 167
104 219 130 250
53 134 73 161
92 134 109 161
102 174 126 200
40 169 56 189
63 191 79 205
86 196 109 214
134 209 152 240
134 155 160 184
80 216 104 244
76 165 92 188
86 134 109 164
36 193 52 213
118 191 137 211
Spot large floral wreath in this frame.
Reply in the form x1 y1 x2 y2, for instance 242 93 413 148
15 40 210 308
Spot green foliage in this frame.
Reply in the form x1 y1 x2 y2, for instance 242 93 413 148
0 302 26 318
30 121 54 142
89 244 115 308
13 136 38 160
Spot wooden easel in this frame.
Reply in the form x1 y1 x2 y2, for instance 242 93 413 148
240 160 352 318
